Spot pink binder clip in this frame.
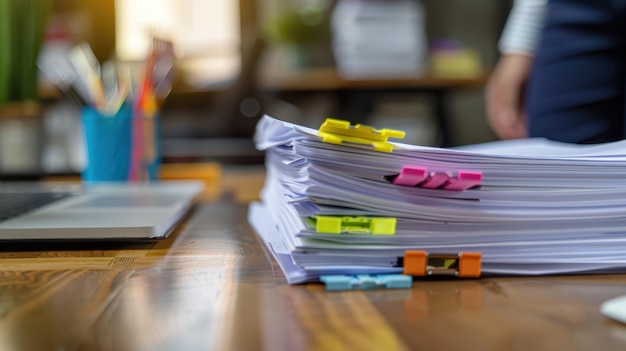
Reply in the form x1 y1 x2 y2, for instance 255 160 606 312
420 172 451 189
443 171 483 191
392 166 428 186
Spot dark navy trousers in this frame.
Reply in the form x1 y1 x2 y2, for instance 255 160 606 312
527 0 626 143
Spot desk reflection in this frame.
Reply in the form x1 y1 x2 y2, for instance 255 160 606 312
2 199 626 351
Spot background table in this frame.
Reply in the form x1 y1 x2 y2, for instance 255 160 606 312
260 67 490 147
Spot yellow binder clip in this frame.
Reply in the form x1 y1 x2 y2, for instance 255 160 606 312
318 118 406 153
313 216 397 235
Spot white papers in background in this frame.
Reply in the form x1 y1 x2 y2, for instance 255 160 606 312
331 0 428 79
249 115 626 284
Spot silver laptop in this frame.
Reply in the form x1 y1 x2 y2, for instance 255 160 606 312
0 181 203 240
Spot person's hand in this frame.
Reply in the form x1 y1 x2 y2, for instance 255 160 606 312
485 54 533 139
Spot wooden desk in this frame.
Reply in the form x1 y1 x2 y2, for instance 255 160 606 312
2 169 626 350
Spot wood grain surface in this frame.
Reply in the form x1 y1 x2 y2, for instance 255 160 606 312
2 168 626 350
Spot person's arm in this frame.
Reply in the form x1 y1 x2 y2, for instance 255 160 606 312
486 0 547 140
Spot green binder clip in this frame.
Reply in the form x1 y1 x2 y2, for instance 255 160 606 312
313 216 397 235
320 274 412 291
317 118 406 153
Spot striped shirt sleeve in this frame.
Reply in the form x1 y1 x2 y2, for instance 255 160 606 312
498 0 548 55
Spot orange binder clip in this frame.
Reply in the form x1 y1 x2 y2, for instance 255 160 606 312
403 251 482 278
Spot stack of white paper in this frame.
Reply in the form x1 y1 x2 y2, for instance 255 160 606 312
249 115 626 284
331 0 428 79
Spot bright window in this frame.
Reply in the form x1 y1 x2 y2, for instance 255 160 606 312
115 0 241 87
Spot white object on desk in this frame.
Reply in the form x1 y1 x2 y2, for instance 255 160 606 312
601 295 626 324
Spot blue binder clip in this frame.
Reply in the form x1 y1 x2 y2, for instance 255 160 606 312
320 274 412 291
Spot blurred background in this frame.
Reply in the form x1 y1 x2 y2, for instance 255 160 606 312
0 0 512 178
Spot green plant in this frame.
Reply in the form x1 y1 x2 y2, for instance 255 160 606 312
0 0 51 105
264 6 329 47
0 1 11 103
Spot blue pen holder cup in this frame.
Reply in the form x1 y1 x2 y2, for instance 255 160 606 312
82 105 160 182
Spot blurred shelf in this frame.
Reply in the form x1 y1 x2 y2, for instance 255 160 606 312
38 65 490 99
0 101 41 118
259 66 490 92
256 66 489 147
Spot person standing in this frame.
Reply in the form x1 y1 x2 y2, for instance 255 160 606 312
486 0 626 144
